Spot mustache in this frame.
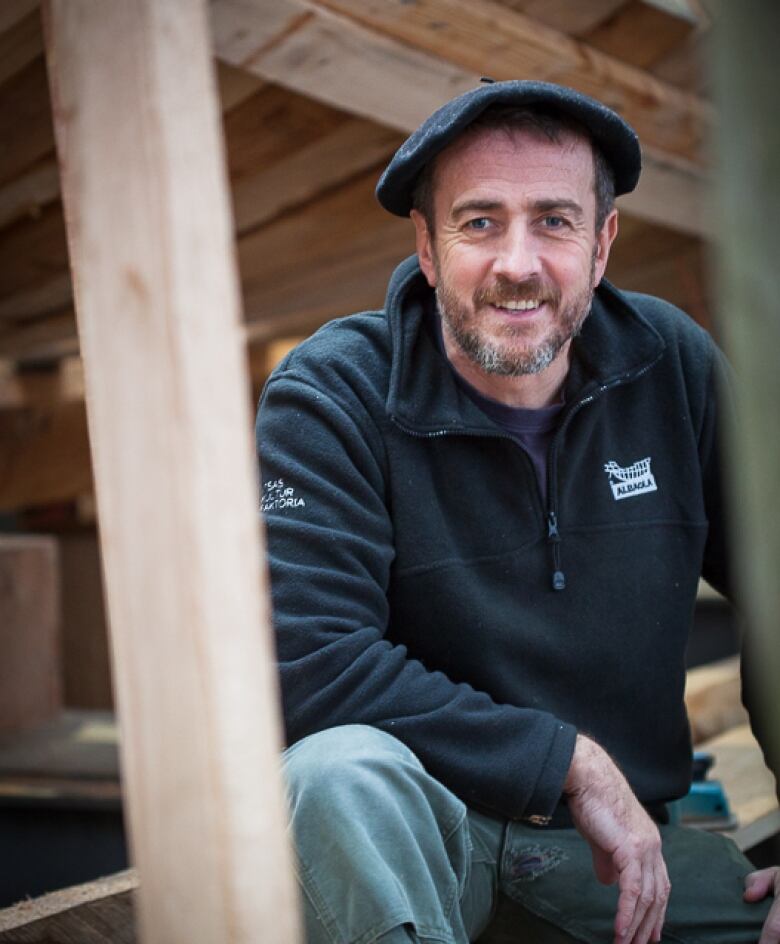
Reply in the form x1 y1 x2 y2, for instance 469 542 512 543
473 276 561 309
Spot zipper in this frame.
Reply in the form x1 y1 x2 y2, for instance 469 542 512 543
393 352 663 592
543 356 663 591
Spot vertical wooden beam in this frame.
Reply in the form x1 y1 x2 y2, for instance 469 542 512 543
42 3 300 943
712 1 780 769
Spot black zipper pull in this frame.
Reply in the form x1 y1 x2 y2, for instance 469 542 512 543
547 512 566 591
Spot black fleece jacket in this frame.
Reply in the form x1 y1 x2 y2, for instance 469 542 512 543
256 255 729 822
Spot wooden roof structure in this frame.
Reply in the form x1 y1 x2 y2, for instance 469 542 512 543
0 0 716 517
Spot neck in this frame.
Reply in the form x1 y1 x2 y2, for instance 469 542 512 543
441 330 572 409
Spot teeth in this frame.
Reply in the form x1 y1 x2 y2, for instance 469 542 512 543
498 299 541 311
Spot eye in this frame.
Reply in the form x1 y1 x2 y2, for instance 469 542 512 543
542 215 567 229
466 217 492 231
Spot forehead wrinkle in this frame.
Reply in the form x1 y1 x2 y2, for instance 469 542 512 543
430 126 597 226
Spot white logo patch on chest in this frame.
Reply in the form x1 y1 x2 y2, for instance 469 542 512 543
603 457 658 501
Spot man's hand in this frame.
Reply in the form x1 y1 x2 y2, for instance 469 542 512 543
745 866 780 943
564 735 671 944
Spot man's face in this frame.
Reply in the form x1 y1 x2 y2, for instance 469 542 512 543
412 126 618 378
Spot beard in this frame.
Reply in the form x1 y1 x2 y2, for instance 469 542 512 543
435 257 596 377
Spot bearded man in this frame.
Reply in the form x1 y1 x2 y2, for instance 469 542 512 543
256 81 779 944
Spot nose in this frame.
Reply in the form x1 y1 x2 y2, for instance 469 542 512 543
492 222 541 283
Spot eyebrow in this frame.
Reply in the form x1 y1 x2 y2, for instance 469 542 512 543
532 198 585 219
450 198 505 221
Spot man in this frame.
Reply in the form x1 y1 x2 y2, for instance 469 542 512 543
256 81 779 943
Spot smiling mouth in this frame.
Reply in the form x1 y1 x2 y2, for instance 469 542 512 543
488 298 546 313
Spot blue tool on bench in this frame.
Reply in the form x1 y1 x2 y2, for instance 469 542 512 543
668 751 738 830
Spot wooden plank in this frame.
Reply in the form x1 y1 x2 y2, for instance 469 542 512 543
0 0 39 39
581 0 696 69
239 169 412 326
651 27 710 95
0 709 117 780
0 870 137 941
684 656 748 745
712 0 780 772
495 0 630 36
43 2 301 943
224 81 349 181
0 309 78 363
0 7 43 88
0 204 70 318
0 535 61 733
215 59 265 112
0 773 121 806
233 116 401 233
298 0 713 164
0 57 54 189
208 0 309 66
0 400 91 511
211 0 713 238
0 157 59 230
605 215 711 327
213 0 480 134
0 273 72 325
618 146 712 238
0 67 262 327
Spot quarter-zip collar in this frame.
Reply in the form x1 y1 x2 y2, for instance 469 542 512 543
384 255 667 433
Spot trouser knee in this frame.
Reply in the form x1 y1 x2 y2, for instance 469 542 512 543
284 724 431 824
282 725 489 944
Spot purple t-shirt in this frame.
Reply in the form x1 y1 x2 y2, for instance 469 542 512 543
432 308 563 503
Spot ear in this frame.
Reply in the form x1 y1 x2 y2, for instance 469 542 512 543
410 209 437 287
593 208 619 287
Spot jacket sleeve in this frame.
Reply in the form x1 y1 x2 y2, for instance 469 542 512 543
256 366 577 821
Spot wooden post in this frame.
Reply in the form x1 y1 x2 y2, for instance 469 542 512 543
42 3 301 942
712 1 780 770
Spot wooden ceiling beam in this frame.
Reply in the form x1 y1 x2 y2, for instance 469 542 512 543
0 57 55 188
496 0 630 36
0 61 262 234
581 0 697 69
0 309 78 363
618 146 712 238
210 0 714 240
0 0 39 36
0 4 43 88
214 0 713 164
233 116 401 234
0 156 59 229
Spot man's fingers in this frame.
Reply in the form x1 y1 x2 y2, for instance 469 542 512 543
650 857 671 943
746 867 780 902
614 861 644 942
613 852 670 944
624 858 658 944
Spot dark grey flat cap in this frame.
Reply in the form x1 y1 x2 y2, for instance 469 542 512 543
376 79 641 217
